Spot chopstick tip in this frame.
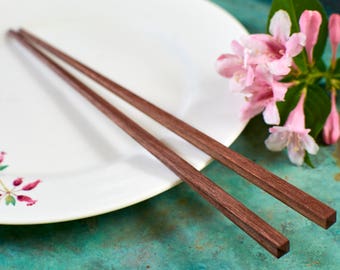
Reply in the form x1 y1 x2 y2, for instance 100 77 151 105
7 29 17 37
18 28 26 34
324 210 336 229
276 239 290 258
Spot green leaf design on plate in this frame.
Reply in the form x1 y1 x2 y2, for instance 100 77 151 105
0 165 8 171
267 0 328 71
5 195 16 206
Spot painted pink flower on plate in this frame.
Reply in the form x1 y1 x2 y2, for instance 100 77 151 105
0 152 6 164
0 178 41 206
0 151 42 206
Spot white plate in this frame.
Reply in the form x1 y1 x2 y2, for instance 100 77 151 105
0 0 248 224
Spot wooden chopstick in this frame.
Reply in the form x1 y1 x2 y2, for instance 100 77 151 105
9 30 290 258
17 29 336 229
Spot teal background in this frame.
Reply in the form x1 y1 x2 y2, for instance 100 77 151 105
1 0 339 269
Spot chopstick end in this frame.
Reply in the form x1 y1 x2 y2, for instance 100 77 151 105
324 209 337 229
275 239 290 258
7 29 17 37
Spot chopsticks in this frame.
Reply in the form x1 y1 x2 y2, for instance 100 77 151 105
9 30 289 258
16 29 336 230
7 29 336 256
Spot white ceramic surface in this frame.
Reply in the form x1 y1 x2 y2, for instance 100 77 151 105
0 0 248 224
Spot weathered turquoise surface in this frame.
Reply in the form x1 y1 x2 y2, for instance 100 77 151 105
1 0 339 269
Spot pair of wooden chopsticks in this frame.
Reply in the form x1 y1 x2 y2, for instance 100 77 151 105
8 29 336 258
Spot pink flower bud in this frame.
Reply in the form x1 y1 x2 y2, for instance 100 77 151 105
329 14 340 66
12 178 23 186
323 90 340 144
17 195 37 206
22 180 41 191
299 10 322 64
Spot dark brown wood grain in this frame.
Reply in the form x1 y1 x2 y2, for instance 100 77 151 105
9 30 290 258
16 28 336 230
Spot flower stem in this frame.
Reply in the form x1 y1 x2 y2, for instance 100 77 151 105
0 179 9 193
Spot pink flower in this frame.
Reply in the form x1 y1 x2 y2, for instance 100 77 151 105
265 10 306 75
241 66 290 124
240 10 305 74
323 89 340 144
329 14 340 66
17 195 37 206
21 180 41 191
216 41 255 92
265 91 319 165
299 10 322 64
216 10 305 124
234 10 305 76
0 152 5 163
216 10 305 84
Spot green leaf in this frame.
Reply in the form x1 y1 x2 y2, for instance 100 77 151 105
5 195 16 206
267 0 328 69
304 153 315 168
304 84 331 138
0 165 8 171
277 83 305 125
332 58 340 75
315 58 326 72
277 83 331 138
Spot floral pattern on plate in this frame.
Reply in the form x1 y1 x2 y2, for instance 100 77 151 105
0 151 41 206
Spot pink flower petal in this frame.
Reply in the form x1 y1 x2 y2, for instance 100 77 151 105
245 66 255 86
231 40 244 57
229 76 246 92
299 10 322 64
301 134 319 154
241 85 273 121
215 54 243 77
17 195 37 206
12 178 23 186
263 101 280 125
22 180 41 191
265 127 289 151
242 34 278 63
269 10 292 43
272 81 289 101
268 56 292 76
241 101 264 122
285 32 306 57
287 134 306 166
0 152 6 163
